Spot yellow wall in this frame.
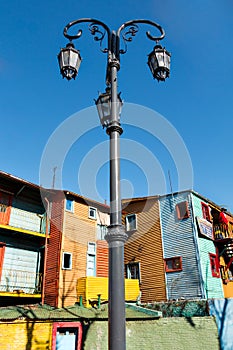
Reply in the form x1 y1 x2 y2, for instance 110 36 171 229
77 276 140 307
0 321 52 350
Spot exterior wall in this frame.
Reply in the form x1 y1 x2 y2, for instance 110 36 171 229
60 204 97 307
77 276 140 307
96 240 108 277
0 316 220 350
123 198 166 303
0 192 12 225
160 192 203 300
44 192 64 307
0 320 52 350
0 192 46 234
191 194 224 298
83 317 219 350
209 298 233 350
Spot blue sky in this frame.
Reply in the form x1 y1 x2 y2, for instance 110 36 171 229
1 1 233 211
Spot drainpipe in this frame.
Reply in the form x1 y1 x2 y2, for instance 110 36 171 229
41 197 50 305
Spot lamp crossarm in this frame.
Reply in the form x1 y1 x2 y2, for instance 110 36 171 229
116 19 166 55
63 18 112 55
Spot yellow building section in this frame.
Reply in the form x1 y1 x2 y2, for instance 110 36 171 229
0 292 41 298
77 276 140 308
0 321 52 350
219 256 233 298
0 224 46 238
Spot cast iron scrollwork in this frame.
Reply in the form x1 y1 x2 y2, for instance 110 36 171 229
63 18 111 55
88 23 108 53
117 19 165 57
119 24 139 54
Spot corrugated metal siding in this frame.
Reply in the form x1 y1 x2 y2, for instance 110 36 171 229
59 203 97 307
124 199 166 303
9 207 43 233
160 192 202 300
191 194 224 298
77 277 140 308
96 240 108 277
0 246 39 293
44 193 64 307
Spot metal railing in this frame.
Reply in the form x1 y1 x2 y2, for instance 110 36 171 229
0 269 42 294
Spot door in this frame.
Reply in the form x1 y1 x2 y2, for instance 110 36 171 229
56 328 78 350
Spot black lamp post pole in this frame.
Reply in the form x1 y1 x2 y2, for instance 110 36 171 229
58 18 170 350
105 30 128 350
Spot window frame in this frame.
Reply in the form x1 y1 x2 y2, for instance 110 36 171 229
88 206 97 220
86 242 96 277
209 253 220 278
125 261 141 282
62 252 72 270
201 202 211 222
52 322 82 350
164 256 182 273
97 224 108 240
65 198 74 212
175 201 190 220
125 213 137 232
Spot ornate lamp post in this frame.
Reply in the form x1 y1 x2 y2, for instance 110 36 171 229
58 18 170 350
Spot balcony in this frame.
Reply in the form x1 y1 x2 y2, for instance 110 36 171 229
0 269 42 296
214 224 233 241
0 204 47 237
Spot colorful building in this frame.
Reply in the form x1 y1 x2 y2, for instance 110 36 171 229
123 190 233 302
44 189 110 307
0 171 47 305
122 196 166 303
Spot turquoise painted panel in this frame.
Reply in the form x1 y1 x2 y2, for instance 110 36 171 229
191 193 224 298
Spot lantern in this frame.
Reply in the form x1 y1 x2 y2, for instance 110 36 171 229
95 88 123 128
148 45 171 81
58 42 82 80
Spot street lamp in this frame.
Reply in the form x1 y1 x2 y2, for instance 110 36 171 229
58 18 170 350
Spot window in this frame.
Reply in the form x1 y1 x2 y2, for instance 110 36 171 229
164 257 182 272
87 242 96 255
97 224 108 240
62 252 72 270
175 201 189 220
125 214 137 232
201 202 211 221
89 207 97 220
87 242 96 276
52 322 82 350
66 199 74 212
125 262 140 281
209 253 220 278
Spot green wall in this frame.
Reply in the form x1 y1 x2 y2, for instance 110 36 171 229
84 317 219 350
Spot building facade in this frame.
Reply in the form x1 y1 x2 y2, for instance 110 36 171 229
44 190 110 307
122 196 167 303
123 190 233 302
0 171 47 305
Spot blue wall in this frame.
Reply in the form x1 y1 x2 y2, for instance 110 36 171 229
160 191 202 300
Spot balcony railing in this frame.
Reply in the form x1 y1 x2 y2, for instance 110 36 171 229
0 269 42 294
213 224 231 240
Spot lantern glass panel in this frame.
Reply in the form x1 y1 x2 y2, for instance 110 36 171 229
164 52 171 69
156 52 165 67
69 49 81 70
